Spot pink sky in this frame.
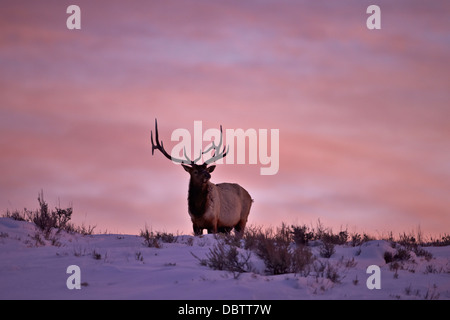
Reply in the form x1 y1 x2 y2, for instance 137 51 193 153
1 0 449 236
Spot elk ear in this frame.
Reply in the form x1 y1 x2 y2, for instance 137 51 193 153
207 165 216 173
182 164 191 173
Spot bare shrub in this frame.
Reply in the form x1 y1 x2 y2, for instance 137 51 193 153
243 224 314 275
30 191 59 239
155 231 176 243
350 232 375 247
427 234 450 247
140 226 176 248
384 251 394 263
3 209 27 221
414 247 433 261
3 191 94 240
291 224 314 245
291 245 314 275
325 263 341 284
256 230 292 275
192 240 252 279
319 234 336 258
140 227 162 248
398 232 417 249
394 248 411 261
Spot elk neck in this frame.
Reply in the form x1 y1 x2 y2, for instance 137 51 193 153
187 179 209 217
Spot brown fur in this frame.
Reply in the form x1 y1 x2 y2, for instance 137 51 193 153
183 164 252 236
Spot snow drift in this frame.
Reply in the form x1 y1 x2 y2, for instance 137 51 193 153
0 218 449 300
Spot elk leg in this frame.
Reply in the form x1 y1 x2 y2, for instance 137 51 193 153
207 225 218 234
193 226 203 236
218 227 232 234
234 220 247 238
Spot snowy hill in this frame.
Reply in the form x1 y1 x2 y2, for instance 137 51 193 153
0 217 449 300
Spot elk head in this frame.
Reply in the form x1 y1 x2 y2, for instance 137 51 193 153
181 163 215 186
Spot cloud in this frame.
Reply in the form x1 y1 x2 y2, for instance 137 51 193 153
1 0 449 235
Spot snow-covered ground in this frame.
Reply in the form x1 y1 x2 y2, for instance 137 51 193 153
0 217 449 300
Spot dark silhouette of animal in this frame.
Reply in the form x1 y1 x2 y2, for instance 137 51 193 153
151 119 252 236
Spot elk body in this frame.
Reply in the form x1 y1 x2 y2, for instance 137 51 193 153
151 119 253 236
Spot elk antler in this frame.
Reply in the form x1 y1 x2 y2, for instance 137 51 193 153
202 125 229 165
151 119 228 165
151 119 200 164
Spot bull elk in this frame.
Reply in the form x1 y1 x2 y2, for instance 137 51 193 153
151 119 253 236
